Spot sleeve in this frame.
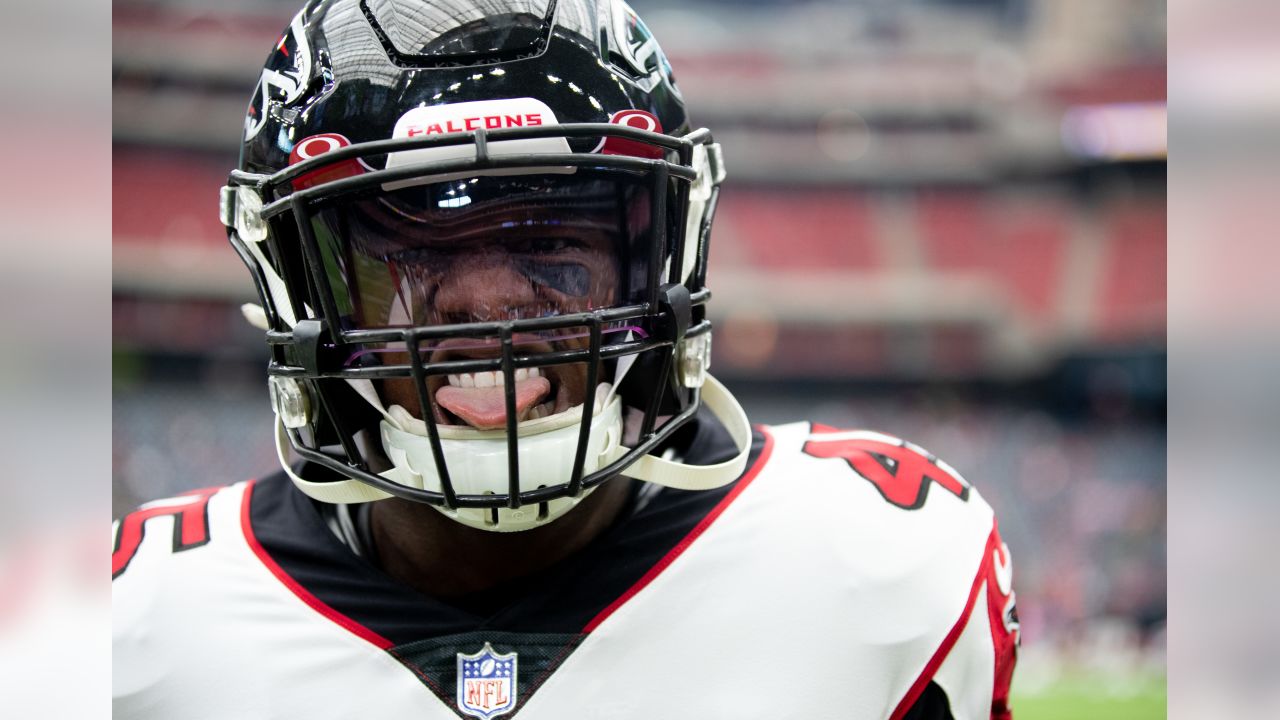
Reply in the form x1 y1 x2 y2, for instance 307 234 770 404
923 524 1020 720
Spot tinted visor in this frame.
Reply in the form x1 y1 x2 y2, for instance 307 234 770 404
308 172 655 340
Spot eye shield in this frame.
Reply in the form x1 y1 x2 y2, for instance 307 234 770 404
307 172 654 331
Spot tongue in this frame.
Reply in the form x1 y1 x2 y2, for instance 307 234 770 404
436 376 552 429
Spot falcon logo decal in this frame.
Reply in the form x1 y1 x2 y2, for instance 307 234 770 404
244 8 314 141
609 0 677 94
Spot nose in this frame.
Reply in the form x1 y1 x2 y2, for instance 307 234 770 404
428 248 541 325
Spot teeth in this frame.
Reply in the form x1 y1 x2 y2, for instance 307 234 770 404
524 401 555 421
447 368 544 388
447 371 505 388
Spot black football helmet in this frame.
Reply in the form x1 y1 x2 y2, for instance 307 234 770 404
221 0 748 531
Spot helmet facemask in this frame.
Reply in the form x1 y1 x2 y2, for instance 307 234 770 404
225 121 728 530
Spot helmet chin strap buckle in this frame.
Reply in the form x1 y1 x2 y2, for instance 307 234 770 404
677 333 711 389
223 186 267 243
269 377 314 429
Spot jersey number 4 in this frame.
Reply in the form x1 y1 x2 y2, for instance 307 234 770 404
802 426 970 510
112 488 219 579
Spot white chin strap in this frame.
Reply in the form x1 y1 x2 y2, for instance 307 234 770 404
610 374 752 490
273 373 752 531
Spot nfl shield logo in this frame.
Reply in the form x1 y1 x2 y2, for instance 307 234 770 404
456 643 518 720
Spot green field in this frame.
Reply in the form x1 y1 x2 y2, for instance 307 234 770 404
1012 672 1166 720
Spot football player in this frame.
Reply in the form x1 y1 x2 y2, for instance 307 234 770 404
113 1 1018 718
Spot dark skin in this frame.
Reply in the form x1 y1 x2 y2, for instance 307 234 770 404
368 480 633 600
372 219 629 601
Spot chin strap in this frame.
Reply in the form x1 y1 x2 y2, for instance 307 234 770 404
613 373 752 490
274 420 394 504
274 373 752 504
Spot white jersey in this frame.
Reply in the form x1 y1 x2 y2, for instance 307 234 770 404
113 422 1018 719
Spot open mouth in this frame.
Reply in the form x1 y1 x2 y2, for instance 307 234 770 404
374 337 588 430
431 366 571 429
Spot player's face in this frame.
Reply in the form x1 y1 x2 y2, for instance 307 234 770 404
376 225 620 429
311 173 652 429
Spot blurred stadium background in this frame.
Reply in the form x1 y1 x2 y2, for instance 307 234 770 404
112 0 1166 715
